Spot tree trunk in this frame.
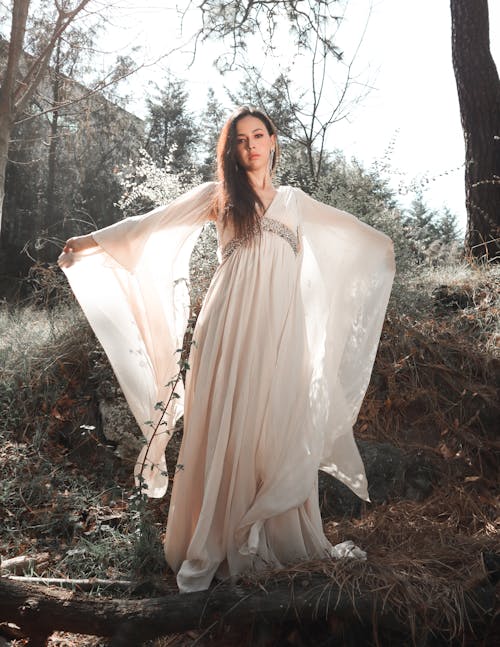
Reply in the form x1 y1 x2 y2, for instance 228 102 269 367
45 39 62 236
0 0 93 241
0 113 11 239
0 0 30 235
450 0 500 261
0 569 497 646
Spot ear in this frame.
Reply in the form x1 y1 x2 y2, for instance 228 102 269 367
270 133 277 150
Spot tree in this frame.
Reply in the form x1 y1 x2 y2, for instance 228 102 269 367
0 0 93 235
402 194 462 266
198 87 227 180
188 0 344 72
38 18 101 235
403 194 441 265
0 568 496 645
228 54 368 186
437 207 461 245
217 2 370 187
450 0 500 261
145 75 199 172
3 87 143 270
0 0 144 247
227 73 305 149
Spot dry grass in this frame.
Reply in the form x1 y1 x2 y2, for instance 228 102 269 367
1 260 499 646
357 262 499 485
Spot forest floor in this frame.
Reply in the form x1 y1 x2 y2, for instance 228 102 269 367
0 260 499 647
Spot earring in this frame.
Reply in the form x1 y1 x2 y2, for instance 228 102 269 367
268 149 275 172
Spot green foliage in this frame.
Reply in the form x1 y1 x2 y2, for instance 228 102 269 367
127 488 166 577
189 222 219 310
229 67 353 183
438 207 461 245
402 193 462 266
1 1 142 271
406 261 500 356
4 91 143 265
116 149 202 217
227 73 303 146
145 74 199 171
198 87 229 180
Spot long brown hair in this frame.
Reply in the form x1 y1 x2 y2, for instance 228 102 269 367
212 106 279 238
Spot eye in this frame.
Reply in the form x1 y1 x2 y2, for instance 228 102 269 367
237 138 246 145
255 133 263 138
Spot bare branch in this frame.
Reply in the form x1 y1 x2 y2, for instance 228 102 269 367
14 0 93 117
187 0 343 73
13 51 163 125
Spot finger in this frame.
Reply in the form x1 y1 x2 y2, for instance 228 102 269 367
63 237 76 253
57 252 73 269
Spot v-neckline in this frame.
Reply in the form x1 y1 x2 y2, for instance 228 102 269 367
259 186 280 217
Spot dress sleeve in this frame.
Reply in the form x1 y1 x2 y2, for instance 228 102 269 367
92 181 216 271
62 181 216 497
295 188 395 501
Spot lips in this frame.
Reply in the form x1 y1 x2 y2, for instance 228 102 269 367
249 154 260 160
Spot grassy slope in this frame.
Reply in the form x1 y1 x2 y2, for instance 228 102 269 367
0 261 498 646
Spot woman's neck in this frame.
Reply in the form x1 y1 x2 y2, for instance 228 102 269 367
246 169 274 192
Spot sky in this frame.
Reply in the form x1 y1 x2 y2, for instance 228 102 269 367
8 0 497 233
103 0 498 234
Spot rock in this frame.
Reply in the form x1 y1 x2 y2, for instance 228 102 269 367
319 440 439 518
99 398 143 462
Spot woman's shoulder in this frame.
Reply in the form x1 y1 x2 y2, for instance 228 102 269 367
189 180 218 195
278 185 307 199
276 185 308 208
178 180 218 205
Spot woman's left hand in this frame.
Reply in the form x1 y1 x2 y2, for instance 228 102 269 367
58 234 97 269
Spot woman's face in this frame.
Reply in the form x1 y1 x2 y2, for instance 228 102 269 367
234 115 276 173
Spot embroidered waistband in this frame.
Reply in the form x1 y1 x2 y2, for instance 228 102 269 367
221 217 298 262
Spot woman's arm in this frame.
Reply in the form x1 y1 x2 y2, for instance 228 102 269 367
82 182 217 273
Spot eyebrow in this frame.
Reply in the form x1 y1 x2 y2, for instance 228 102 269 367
236 127 265 136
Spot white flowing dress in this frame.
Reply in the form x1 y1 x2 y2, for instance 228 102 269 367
62 182 395 592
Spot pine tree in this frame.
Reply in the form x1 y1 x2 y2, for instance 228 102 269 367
437 207 461 245
404 194 440 260
198 88 227 180
145 75 198 172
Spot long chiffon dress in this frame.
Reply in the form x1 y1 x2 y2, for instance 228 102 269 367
62 182 395 592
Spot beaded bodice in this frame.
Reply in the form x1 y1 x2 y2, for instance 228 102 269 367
221 217 299 262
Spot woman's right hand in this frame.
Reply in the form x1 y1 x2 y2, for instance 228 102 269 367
58 234 98 269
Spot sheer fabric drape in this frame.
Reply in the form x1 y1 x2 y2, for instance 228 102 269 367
63 183 395 590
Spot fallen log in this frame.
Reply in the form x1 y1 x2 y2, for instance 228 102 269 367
0 571 496 647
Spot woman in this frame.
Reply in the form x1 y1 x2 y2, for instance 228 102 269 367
59 107 395 593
